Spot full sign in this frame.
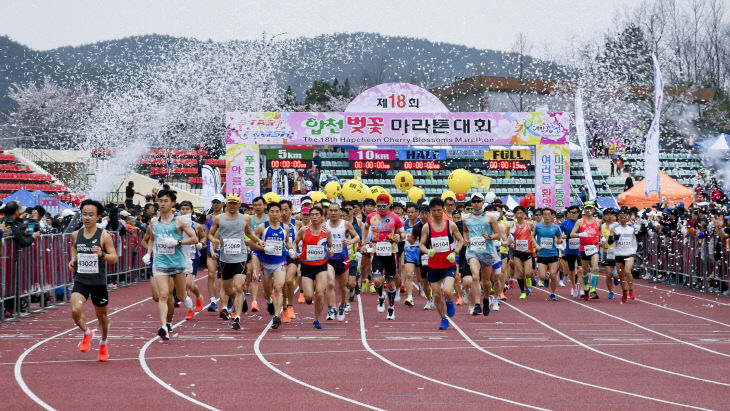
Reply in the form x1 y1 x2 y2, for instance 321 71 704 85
483 149 532 161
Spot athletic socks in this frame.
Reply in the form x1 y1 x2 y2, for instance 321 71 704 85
591 273 599 289
84 328 91 335
582 273 590 290
100 339 107 345
184 296 193 310
526 278 532 288
388 289 396 306
517 278 525 292
375 286 383 298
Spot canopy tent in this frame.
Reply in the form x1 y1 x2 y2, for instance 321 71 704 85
500 194 520 210
595 196 619 210
618 171 693 209
2 189 74 215
694 133 730 154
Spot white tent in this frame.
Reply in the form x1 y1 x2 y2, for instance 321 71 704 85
707 134 730 154
501 195 521 210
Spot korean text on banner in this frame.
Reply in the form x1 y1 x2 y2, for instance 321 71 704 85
226 144 260 204
201 165 217 211
644 55 663 195
536 144 570 209
574 89 597 200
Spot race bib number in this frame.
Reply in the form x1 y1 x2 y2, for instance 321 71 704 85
568 238 580 249
265 239 283 256
431 236 450 253
306 245 325 261
223 238 242 255
606 248 615 260
584 244 598 256
77 253 99 274
332 240 343 254
539 237 554 249
421 253 429 266
515 239 529 252
617 238 632 249
157 240 175 255
375 241 392 256
469 237 486 251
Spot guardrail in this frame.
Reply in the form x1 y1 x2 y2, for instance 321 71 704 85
1 230 148 321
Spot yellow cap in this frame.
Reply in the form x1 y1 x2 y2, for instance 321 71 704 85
226 193 241 203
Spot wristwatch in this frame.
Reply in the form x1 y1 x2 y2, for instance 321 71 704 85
177 240 183 246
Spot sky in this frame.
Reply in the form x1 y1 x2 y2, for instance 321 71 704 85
0 0 640 57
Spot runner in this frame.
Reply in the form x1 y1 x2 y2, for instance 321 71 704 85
560 205 582 298
600 208 618 299
570 201 603 301
343 201 363 306
533 208 563 301
279 199 299 323
297 206 312 303
410 203 434 309
325 202 360 321
363 194 405 320
68 199 118 361
252 201 295 329
360 198 376 294
247 196 269 313
142 190 199 340
496 202 513 301
205 193 225 311
419 197 465 329
294 206 334 329
611 207 639 303
392 201 406 301
208 193 256 331
401 202 421 307
178 201 204 320
510 206 535 299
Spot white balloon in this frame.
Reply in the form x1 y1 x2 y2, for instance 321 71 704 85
485 192 496 204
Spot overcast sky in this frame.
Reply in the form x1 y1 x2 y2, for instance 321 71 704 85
1 0 640 56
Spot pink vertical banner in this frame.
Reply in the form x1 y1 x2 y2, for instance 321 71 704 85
535 144 570 209
226 143 260 204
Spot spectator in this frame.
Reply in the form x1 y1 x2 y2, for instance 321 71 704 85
624 176 634 192
310 166 321 190
1 201 40 247
261 171 273 194
610 161 615 177
287 171 295 195
711 185 723 203
305 176 313 192
125 181 141 209
616 157 623 175
313 150 322 169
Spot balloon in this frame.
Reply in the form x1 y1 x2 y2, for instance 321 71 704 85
367 186 386 200
485 192 496 204
441 190 456 201
394 171 414 191
342 180 366 201
448 169 472 194
520 197 530 208
525 193 535 206
263 192 280 204
456 192 466 201
324 181 342 199
310 191 327 203
406 186 424 203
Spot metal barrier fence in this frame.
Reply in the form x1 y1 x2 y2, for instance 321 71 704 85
1 230 147 321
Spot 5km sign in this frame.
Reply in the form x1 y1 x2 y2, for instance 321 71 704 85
265 149 313 160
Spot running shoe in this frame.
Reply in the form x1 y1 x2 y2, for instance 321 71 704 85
446 300 455 317
492 299 500 311
468 306 474 315
537 280 544 287
589 290 599 299
570 288 578 298
386 307 395 320
166 323 173 334
438 317 449 330
455 296 463 306
345 303 351 312
361 279 369 293
499 292 507 301
208 301 218 312
337 304 346 321
559 280 566 287
377 297 386 312
174 300 181 308
271 315 281 329
185 308 194 320
621 292 628 303
267 299 274 315
251 301 259 312
287 306 296 319
549 293 557 301
220 308 230 320
395 290 401 302
231 317 241 330
98 343 108 362
473 304 482 315
583 291 590 301
404 297 414 307
613 276 620 286
298 292 305 303
369 284 376 293
607 292 615 300
157 327 169 341
313 320 322 329
519 292 527 299
326 307 336 320
424 300 434 310
195 297 203 312
80 330 93 352
282 309 291 323
629 290 635 299
525 287 531 296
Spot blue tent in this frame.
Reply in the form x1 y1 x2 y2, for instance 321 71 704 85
596 196 619 210
694 133 730 153
2 189 74 215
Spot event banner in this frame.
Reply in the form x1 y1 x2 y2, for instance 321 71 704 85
226 112 570 147
644 54 663 195
535 144 570 209
574 89 597 200
226 144 260 203
201 165 218 211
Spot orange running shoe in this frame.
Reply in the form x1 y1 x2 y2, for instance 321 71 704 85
455 296 463 306
287 305 296 319
499 292 507 301
231 311 237 319
80 330 93 352
298 292 305 303
629 290 635 299
185 309 194 320
251 301 259 312
98 344 109 362
195 297 203 312
282 309 291 323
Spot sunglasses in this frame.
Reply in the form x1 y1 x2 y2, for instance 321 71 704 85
472 199 483 203
376 204 388 209
212 200 222 204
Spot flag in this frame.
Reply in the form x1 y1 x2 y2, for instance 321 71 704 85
575 88 597 200
644 54 663 195
201 165 217 211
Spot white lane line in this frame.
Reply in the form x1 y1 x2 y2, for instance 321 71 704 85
14 276 207 410
254 297 384 410
356 296 549 410
450 316 711 410
506 292 730 387
623 279 730 306
138 303 220 411
536 287 730 360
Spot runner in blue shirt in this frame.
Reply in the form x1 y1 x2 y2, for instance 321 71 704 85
559 205 582 298
532 208 563 301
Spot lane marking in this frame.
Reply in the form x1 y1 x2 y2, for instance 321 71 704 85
357 295 549 410
628 280 730 306
450 317 712 410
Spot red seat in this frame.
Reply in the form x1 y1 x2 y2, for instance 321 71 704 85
188 177 203 184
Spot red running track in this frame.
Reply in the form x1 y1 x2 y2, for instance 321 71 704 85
1 270 729 410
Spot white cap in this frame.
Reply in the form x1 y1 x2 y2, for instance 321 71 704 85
470 193 484 202
119 210 131 218
61 209 75 218
212 194 225 203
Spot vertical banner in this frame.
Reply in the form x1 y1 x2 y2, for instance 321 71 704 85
201 165 217 211
644 54 663 195
574 88 597 200
226 144 260 204
536 144 570 209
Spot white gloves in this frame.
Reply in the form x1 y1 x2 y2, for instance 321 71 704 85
493 240 501 248
142 253 151 265
288 248 297 259
196 242 204 250
160 237 178 247
355 251 362 263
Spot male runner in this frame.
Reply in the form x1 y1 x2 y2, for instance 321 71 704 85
247 196 268 312
410 203 434 309
560 205 582 298
280 199 300 322
570 201 603 300
325 202 360 321
533 208 563 301
401 202 421 307
179 201 204 319
68 199 118 361
463 197 504 315
510 206 535 299
205 193 225 311
600 208 618 299
360 198 376 294
612 207 638 303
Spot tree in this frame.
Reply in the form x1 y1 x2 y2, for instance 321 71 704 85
301 78 354 111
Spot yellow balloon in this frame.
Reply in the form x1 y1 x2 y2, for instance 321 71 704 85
448 168 472 194
263 192 280 204
342 180 365 201
394 171 414 192
407 186 424 203
324 181 342 199
310 191 327 203
441 190 456 201
367 186 385 200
